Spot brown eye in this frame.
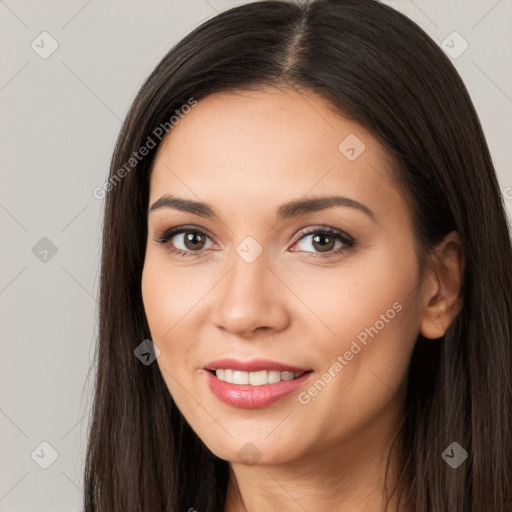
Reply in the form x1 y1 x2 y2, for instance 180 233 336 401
311 233 336 252
292 227 355 258
156 226 214 256
182 231 207 251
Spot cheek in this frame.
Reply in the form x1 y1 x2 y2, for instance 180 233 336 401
141 249 219 343
141 257 194 371
291 246 420 386
290 301 419 450
286 245 420 346
142 259 197 329
141 253 219 393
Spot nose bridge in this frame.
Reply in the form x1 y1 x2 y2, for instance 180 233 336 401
230 243 268 292
224 244 272 308
213 239 289 335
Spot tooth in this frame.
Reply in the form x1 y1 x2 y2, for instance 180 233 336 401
267 370 281 384
249 370 268 386
215 368 305 385
233 370 250 385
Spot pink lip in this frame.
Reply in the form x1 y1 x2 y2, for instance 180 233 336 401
204 369 314 409
204 358 311 373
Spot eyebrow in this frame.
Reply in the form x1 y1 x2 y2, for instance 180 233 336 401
148 194 377 223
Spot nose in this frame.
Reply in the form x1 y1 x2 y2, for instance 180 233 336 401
212 247 291 338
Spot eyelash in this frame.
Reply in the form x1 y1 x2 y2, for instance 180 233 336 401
154 225 355 259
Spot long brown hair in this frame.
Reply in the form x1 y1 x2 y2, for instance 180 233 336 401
83 1 512 510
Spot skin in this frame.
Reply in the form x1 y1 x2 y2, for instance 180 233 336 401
141 87 464 512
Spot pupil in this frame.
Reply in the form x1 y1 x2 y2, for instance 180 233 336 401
313 234 334 252
184 232 205 250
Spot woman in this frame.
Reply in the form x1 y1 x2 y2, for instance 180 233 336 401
83 1 512 511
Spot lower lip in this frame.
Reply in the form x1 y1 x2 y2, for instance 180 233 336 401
204 370 313 408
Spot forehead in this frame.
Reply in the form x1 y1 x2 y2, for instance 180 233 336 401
148 88 403 222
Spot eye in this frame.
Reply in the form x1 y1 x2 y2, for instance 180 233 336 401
155 226 215 257
291 226 354 258
155 225 355 259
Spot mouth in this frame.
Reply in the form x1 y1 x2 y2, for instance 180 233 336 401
203 358 314 408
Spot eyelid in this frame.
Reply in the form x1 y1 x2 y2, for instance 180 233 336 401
155 224 214 244
293 225 354 244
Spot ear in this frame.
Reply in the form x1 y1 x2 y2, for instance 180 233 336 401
419 231 465 339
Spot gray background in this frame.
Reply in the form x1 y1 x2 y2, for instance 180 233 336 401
0 1 511 510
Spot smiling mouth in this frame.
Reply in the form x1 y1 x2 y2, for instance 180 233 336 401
208 369 313 386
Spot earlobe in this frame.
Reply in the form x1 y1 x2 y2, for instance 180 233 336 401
419 231 465 340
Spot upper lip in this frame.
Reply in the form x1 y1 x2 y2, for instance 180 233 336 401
204 358 312 373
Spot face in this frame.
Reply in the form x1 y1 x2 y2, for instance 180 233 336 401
141 87 426 467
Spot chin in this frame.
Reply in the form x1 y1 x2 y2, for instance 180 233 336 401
196 429 305 467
